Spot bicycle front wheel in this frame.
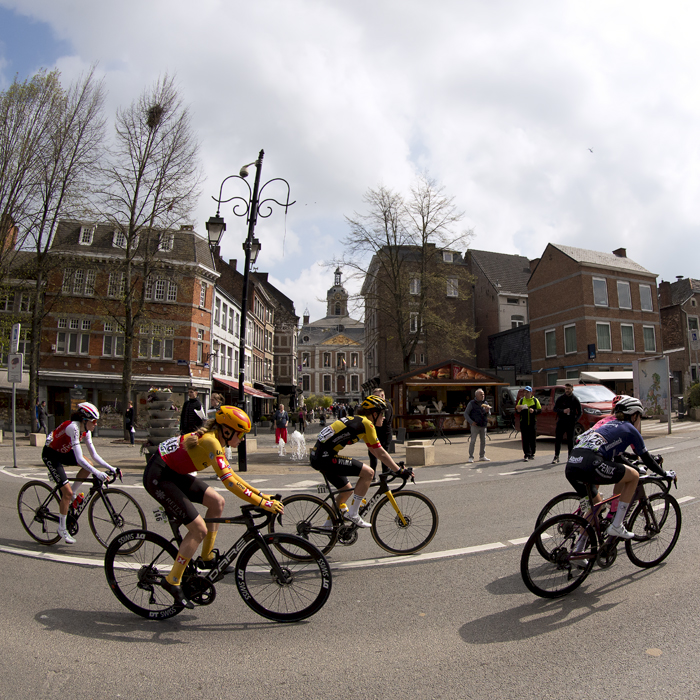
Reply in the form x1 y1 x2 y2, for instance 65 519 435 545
625 493 682 568
235 533 332 622
370 491 438 555
104 530 183 620
270 494 339 556
17 481 61 545
521 514 597 598
89 488 147 548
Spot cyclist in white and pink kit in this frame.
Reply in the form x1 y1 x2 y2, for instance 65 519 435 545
42 402 116 543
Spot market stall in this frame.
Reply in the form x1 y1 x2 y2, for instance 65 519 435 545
388 360 509 436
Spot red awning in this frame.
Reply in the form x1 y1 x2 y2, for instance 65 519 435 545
213 376 275 399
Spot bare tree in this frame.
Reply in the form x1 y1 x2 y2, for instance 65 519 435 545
342 175 476 376
97 74 201 411
0 68 106 428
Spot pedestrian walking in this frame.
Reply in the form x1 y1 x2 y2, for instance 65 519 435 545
273 403 289 444
124 401 136 445
298 406 307 434
516 386 541 461
551 383 582 463
464 388 491 463
37 400 48 434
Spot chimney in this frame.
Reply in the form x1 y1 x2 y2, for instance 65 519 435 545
180 224 194 231
612 247 627 257
228 259 237 271
676 275 684 281
658 280 672 308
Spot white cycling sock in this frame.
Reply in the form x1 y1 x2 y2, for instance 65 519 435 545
59 514 67 530
348 493 364 517
611 501 630 528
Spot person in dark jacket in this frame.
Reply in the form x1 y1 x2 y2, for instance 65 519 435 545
516 386 541 461
551 383 582 463
124 401 135 445
464 388 491 463
37 401 49 434
180 388 204 435
368 389 394 472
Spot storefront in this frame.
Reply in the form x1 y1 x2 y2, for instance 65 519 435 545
212 376 276 421
389 360 509 435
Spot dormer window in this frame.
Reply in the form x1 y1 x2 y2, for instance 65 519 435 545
113 230 126 248
442 251 453 263
158 233 174 252
79 226 95 245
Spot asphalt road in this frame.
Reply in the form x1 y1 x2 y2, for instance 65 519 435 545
2 424 700 700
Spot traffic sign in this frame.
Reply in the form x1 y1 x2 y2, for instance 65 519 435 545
7 353 23 383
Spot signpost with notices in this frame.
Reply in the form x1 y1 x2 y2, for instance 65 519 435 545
633 355 672 435
8 323 22 468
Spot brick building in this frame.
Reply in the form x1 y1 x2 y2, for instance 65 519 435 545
467 249 531 369
39 220 218 427
528 244 661 387
659 276 700 395
298 269 364 405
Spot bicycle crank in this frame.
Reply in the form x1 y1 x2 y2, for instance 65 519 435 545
183 576 217 605
337 525 358 546
66 515 79 536
596 542 618 568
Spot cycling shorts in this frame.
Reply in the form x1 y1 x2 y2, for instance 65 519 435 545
309 448 364 490
564 448 627 497
42 446 78 487
143 454 209 525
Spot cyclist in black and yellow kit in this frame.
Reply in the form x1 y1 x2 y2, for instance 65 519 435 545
144 406 283 608
309 395 412 528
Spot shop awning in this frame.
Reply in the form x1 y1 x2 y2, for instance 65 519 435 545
580 371 633 382
213 376 275 398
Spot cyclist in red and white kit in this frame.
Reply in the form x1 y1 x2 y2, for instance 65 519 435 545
42 402 116 543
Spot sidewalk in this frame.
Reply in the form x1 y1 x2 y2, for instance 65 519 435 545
1 417 692 476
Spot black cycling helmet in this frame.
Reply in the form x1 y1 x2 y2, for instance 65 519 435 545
361 395 387 412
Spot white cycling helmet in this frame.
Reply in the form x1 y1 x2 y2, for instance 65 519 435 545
77 402 100 421
614 396 645 417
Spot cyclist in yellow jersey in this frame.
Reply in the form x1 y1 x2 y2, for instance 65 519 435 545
143 406 283 608
309 395 412 528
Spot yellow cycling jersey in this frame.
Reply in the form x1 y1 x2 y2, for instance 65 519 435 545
313 415 380 455
158 431 274 509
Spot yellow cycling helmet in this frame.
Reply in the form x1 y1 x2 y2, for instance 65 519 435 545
361 395 387 412
215 406 252 434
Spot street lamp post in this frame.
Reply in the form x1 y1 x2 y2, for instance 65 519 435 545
206 149 294 472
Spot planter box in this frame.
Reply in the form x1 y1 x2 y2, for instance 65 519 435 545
689 407 700 421
260 421 271 428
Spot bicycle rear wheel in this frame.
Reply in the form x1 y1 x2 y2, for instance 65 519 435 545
104 530 183 619
17 481 61 545
370 491 438 555
535 492 581 529
88 488 147 549
521 514 597 598
270 494 339 557
625 493 682 568
235 533 332 622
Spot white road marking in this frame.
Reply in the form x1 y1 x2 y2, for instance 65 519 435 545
677 496 695 504
499 468 543 476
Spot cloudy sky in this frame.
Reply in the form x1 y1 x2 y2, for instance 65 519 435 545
1 1 698 321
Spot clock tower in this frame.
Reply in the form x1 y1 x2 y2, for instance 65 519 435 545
326 267 348 317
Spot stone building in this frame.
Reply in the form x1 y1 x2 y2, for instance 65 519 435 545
298 269 364 405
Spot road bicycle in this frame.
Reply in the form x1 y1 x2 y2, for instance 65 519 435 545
520 472 681 598
104 500 332 622
269 468 438 557
17 469 146 548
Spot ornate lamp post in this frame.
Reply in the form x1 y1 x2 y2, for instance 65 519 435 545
206 149 294 471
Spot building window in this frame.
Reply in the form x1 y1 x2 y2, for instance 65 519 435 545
617 281 632 309
442 251 453 263
228 308 234 333
593 278 608 306
214 298 221 326
113 230 126 248
79 226 95 245
197 329 204 364
102 334 124 357
222 303 228 329
639 284 653 311
0 292 15 312
689 317 699 333
643 326 656 352
200 283 207 307
446 278 458 297
138 338 149 357
337 353 346 369
511 315 524 328
227 346 233 375
323 374 331 393
564 324 577 354
547 372 559 385
58 318 67 329
566 369 579 380
302 374 310 392
412 351 425 365
351 353 358 367
351 375 359 392
410 278 420 295
20 292 31 312
323 352 331 368
507 297 519 305
302 352 310 367
154 279 167 301
410 312 420 333
545 329 556 358
107 272 125 298
596 323 612 352
167 281 177 302
158 233 174 251
621 324 635 351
